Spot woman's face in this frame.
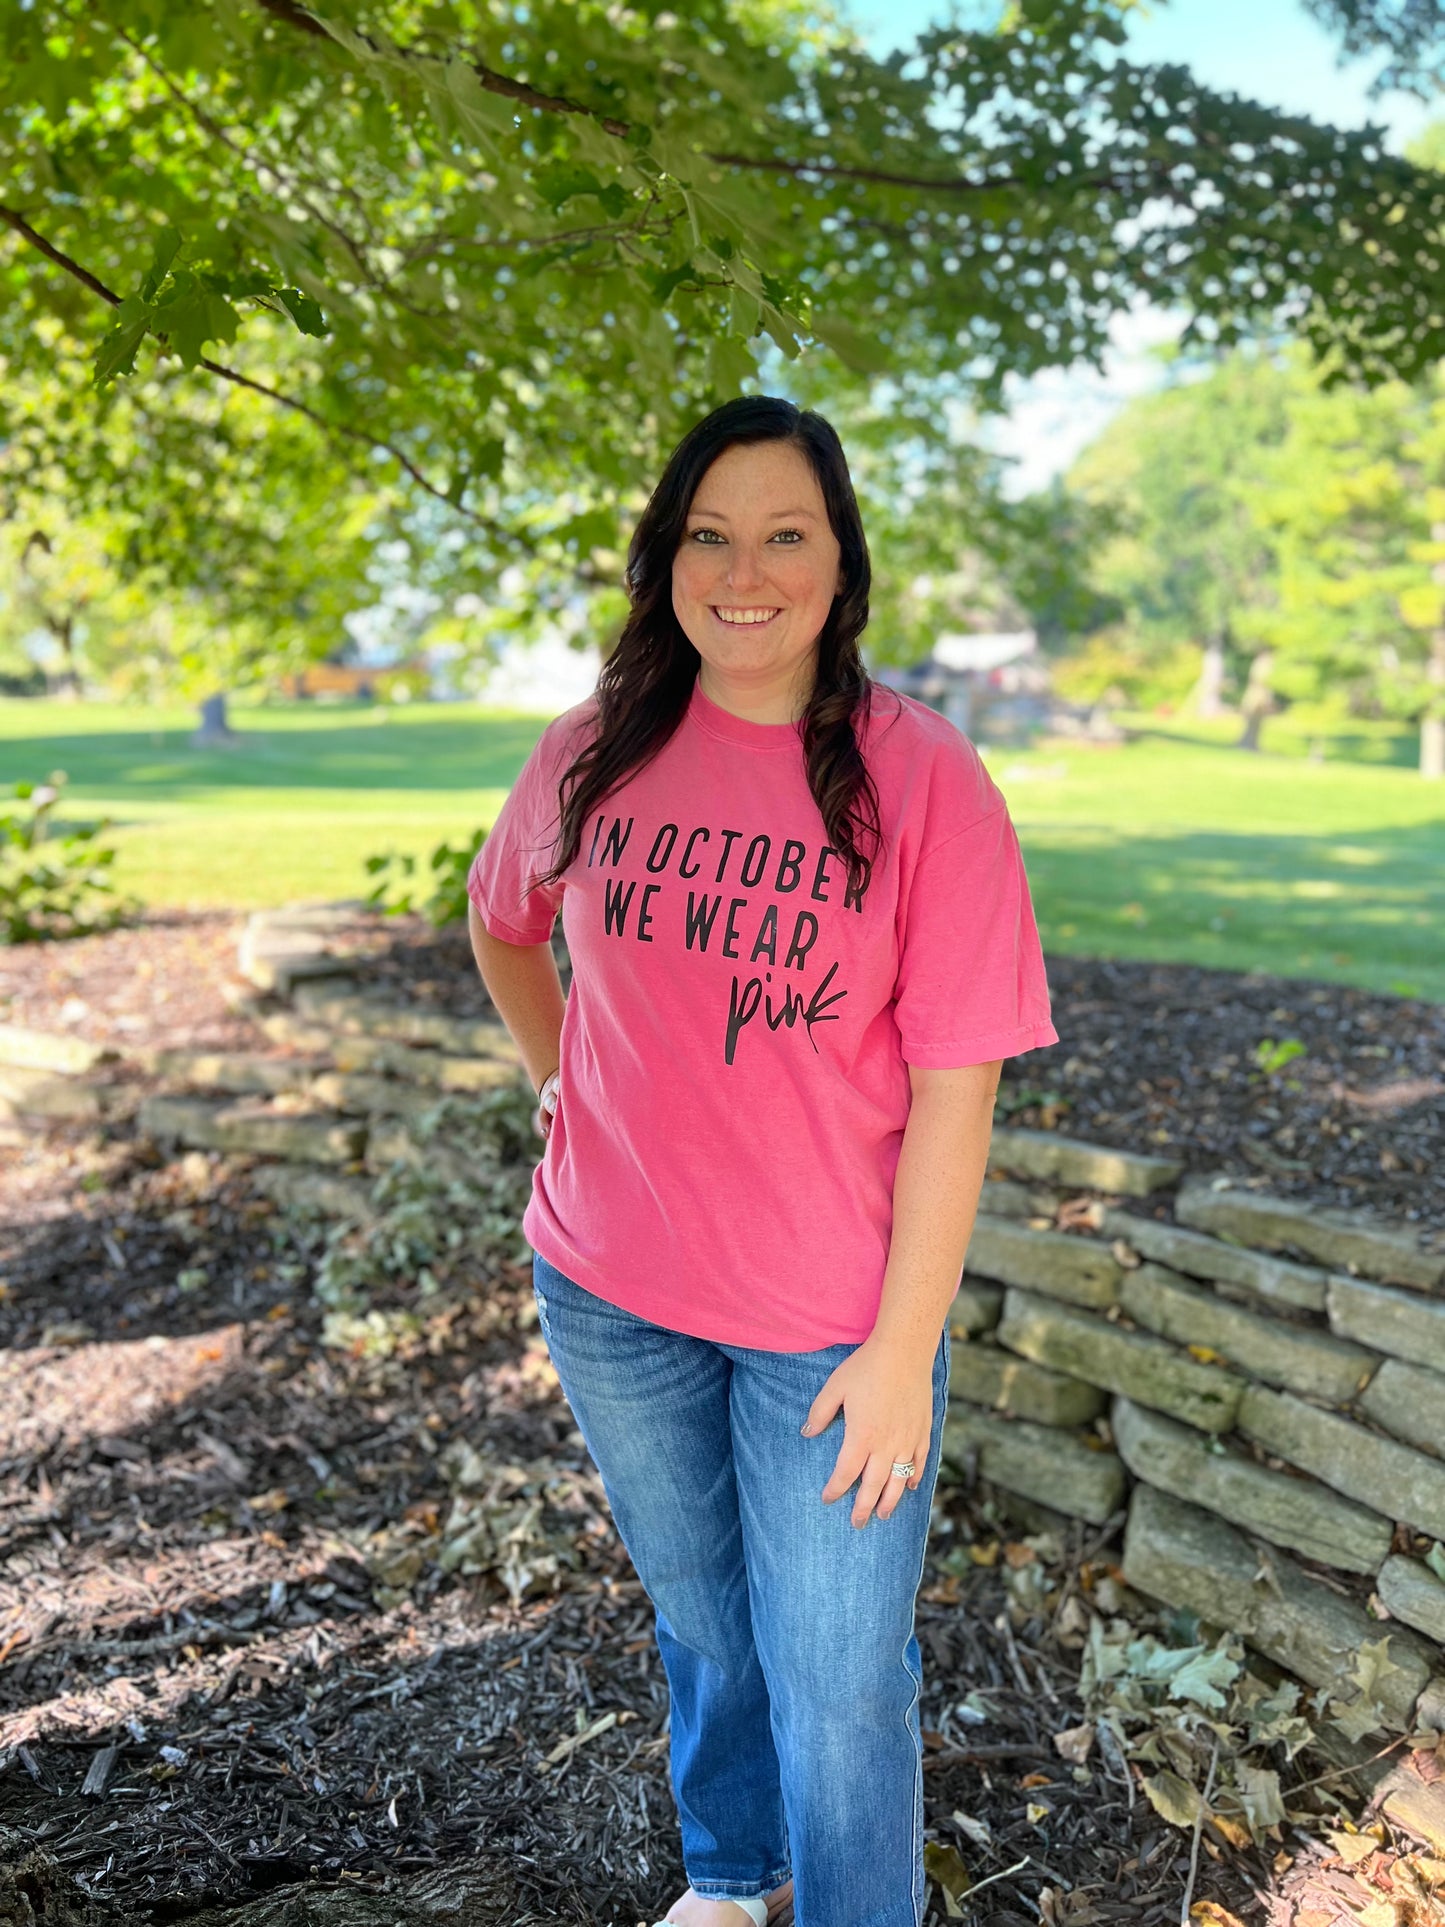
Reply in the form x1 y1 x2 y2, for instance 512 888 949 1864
671 440 843 702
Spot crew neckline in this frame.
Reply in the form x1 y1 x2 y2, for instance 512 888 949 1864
686 677 804 752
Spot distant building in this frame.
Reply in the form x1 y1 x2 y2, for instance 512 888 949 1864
280 658 431 701
873 630 1042 737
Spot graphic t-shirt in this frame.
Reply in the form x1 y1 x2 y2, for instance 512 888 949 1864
467 674 1059 1351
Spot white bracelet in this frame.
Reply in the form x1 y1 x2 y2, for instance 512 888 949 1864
538 1070 560 1111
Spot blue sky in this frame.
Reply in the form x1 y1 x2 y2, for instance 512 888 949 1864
844 0 1434 146
836 0 1441 496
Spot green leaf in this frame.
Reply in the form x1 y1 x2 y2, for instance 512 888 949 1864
727 285 762 338
1232 1764 1286 1836
705 332 759 396
160 284 241 369
1141 1770 1204 1831
140 226 183 303
274 287 328 337
1426 1541 1445 1583
650 262 698 305
759 301 803 360
442 56 519 143
93 298 154 388
1164 1645 1241 1712
809 312 892 376
556 506 616 553
535 164 605 212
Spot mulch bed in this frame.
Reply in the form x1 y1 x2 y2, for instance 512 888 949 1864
0 910 1441 1925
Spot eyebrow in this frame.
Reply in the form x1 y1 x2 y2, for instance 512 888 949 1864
686 506 820 520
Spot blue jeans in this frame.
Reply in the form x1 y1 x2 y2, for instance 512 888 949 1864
531 1250 953 1927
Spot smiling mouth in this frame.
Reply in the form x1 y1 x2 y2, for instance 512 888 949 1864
712 607 781 626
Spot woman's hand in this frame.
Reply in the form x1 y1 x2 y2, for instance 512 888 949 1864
535 1068 561 1140
799 1333 935 1528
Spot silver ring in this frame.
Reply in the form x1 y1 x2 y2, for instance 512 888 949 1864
891 1460 915 1479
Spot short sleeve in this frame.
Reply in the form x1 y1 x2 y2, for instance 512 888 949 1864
893 803 1059 1067
466 716 575 944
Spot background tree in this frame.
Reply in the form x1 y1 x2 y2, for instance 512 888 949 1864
1302 0 1445 95
1237 365 1440 757
1057 344 1296 722
0 324 392 716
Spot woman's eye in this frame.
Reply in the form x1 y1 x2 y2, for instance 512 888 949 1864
686 527 803 545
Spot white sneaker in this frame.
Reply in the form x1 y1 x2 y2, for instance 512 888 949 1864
652 1895 770 1926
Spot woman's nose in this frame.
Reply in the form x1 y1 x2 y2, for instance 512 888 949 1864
725 545 766 591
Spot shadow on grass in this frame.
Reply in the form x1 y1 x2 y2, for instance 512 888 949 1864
1021 819 1445 1003
0 711 551 799
1115 722 1421 770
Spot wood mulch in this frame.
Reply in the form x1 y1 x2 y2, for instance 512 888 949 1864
0 910 1441 1925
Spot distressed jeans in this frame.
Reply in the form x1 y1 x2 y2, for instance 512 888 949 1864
530 1249 952 1927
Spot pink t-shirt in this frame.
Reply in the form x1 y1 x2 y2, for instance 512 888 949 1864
467 675 1059 1351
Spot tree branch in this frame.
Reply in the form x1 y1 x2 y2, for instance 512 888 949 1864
0 204 527 550
0 204 122 304
248 0 1069 198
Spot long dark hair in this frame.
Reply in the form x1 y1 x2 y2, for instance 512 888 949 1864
531 395 900 902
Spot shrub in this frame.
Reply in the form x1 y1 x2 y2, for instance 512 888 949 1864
0 771 138 943
363 829 486 927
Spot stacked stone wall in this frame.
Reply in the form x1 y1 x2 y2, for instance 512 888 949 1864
944 1130 1445 1735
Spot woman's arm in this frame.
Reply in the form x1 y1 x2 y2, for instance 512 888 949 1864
869 1058 1003 1364
466 899 566 1097
800 1059 1003 1526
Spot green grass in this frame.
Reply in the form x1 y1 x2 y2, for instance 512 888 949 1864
0 698 548 908
2 697 1442 1002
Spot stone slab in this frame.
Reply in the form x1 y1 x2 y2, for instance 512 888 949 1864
1357 1358 1445 1459
1102 1207 1330 1313
998 1289 1244 1433
1175 1176 1444 1291
1326 1275 1445 1376
941 1406 1125 1524
949 1340 1106 1426
1120 1263 1376 1402
305 1072 468 1122
0 1065 109 1122
1122 1485 1433 1732
328 1035 523 1084
237 917 359 994
1419 1678 1445 1734
988 1126 1184 1197
140 1050 322 1096
249 1164 376 1223
1379 1767 1445 1853
291 985 509 1057
948 1279 1004 1336
1238 1385 1445 1541
975 1178 1063 1221
138 1096 366 1166
0 1024 111 1074
964 1218 1121 1308
248 900 367 931
1377 1556 1445 1647
1111 1396 1391 1574
259 1011 341 1054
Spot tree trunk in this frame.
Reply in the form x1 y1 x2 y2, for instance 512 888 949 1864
1193 634 1227 720
192 692 239 747
1421 521 1445 780
48 613 81 699
1421 629 1445 780
1236 648 1276 752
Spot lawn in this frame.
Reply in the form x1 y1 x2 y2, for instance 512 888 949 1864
2 697 1441 1002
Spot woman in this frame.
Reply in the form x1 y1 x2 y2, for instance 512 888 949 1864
466 395 1058 1927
